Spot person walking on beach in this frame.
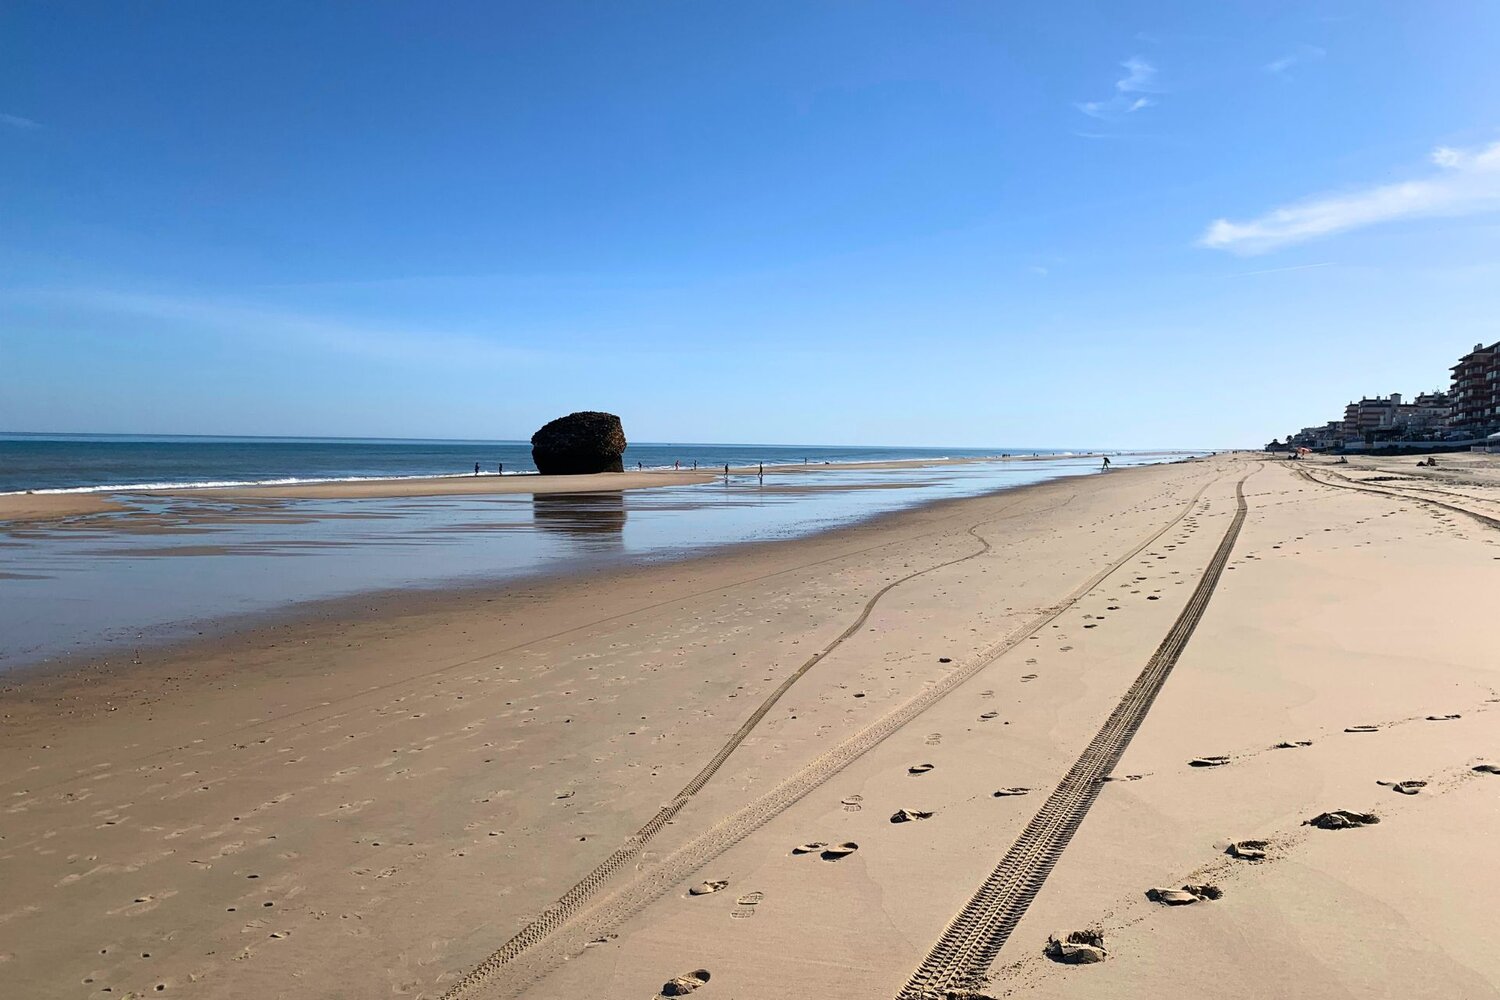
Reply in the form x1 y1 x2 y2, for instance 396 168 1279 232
1101 455 1111 472
474 462 481 476
497 462 503 475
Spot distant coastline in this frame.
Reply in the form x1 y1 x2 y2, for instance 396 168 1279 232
0 433 1175 496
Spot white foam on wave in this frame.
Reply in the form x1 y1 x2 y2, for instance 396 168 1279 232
0 471 512 497
3 451 1125 497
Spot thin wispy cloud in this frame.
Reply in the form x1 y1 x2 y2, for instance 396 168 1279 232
10 289 557 368
1264 45 1326 77
1199 141 1500 254
1075 56 1161 120
1 112 40 129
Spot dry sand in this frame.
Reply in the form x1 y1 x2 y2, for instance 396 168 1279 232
4 452 1499 999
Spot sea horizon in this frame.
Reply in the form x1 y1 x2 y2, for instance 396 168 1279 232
0 432 1200 495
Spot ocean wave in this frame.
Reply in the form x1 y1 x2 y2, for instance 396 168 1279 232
0 451 1130 496
0 471 515 496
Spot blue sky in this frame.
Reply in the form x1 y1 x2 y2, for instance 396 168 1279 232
4 2 1500 448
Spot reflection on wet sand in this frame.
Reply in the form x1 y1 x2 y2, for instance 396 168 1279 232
1 455 1196 667
532 491 627 543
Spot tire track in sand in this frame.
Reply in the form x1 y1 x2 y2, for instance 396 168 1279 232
896 471 1252 1000
441 499 1039 987
1294 464 1500 531
442 470 1219 999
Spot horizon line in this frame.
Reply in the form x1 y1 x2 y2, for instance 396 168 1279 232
0 430 1220 452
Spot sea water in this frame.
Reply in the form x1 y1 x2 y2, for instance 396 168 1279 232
0 433 1076 494
0 439 1200 670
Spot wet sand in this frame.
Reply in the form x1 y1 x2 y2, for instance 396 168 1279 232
0 492 128 522
0 453 1119 524
5 452 1497 1000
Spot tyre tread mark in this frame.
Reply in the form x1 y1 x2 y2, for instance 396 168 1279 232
896 472 1252 999
442 474 1217 999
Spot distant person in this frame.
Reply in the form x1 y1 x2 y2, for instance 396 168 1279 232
497 462 504 474
638 461 642 471
674 459 680 470
692 460 697 470
474 462 481 476
724 463 729 476
1101 456 1111 471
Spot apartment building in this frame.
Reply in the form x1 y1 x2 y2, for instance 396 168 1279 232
1449 342 1500 435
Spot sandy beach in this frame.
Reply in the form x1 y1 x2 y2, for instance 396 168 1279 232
4 451 1499 1000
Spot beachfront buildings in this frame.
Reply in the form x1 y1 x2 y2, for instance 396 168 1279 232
1289 421 1343 451
1450 342 1500 435
1282 340 1498 450
1342 394 1402 441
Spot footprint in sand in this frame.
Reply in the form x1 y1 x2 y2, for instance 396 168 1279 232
979 711 1000 721
1146 883 1222 905
1344 725 1380 734
993 787 1031 797
1426 714 1461 721
1021 674 1038 682
731 891 764 919
841 795 863 812
659 968 711 996
1226 839 1268 861
890 808 935 823
925 733 942 746
1045 929 1107 964
1274 740 1313 749
1473 764 1500 775
1103 773 1144 782
1305 810 1380 830
688 880 728 896
1377 780 1427 795
791 842 827 855
820 842 859 861
980 690 995 698
1189 756 1231 768
907 764 935 776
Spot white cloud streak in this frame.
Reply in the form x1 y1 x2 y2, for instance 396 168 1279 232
1199 141 1500 254
1075 56 1159 120
1 112 40 129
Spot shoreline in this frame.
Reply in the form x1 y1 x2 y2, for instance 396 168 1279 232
0 452 1179 524
0 456 1163 685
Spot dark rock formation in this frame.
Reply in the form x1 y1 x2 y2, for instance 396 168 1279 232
530 411 626 475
